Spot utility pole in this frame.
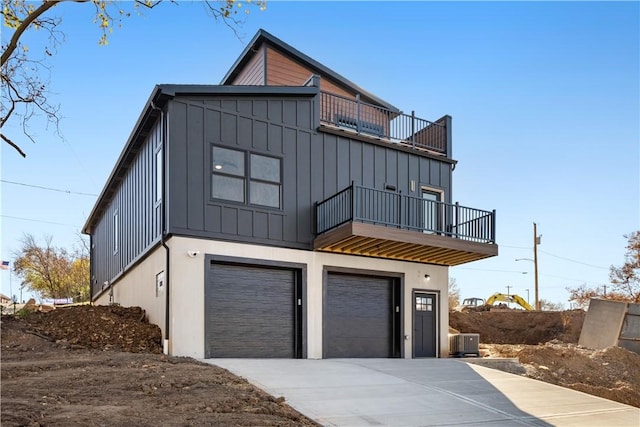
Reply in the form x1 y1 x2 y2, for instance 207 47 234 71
506 285 512 308
525 288 530 305
533 222 540 311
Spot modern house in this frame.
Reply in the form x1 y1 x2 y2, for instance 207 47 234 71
83 29 498 359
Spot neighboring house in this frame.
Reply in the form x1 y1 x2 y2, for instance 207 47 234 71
83 29 498 359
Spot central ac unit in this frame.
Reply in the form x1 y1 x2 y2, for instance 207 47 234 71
449 333 480 357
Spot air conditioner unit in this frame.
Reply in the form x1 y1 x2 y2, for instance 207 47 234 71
449 333 480 357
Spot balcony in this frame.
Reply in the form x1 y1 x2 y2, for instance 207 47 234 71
319 91 450 157
314 184 498 266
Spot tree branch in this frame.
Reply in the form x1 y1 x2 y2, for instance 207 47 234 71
1 133 27 157
1 0 61 67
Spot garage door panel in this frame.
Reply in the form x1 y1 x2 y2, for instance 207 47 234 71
324 273 393 358
206 264 295 358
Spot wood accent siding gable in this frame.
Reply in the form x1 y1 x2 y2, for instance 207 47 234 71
265 47 354 98
230 45 266 85
90 118 163 297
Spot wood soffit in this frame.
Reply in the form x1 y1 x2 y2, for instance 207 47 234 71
314 222 499 266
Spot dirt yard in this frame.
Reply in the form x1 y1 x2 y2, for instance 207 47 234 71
450 309 640 407
1 305 319 427
2 305 639 427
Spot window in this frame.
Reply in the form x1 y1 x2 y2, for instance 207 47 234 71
212 147 245 203
155 148 163 203
113 211 119 255
415 296 433 312
211 146 281 208
250 154 281 208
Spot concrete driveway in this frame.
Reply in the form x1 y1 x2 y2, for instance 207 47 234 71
205 358 640 427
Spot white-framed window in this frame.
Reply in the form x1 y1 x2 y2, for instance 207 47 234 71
211 146 282 209
113 210 119 255
155 147 163 203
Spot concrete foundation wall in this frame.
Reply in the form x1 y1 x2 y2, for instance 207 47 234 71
94 246 167 337
579 299 634 351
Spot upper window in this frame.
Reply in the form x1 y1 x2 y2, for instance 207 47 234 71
155 148 163 203
211 146 281 209
113 211 119 255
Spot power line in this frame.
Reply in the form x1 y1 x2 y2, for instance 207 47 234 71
454 267 528 274
500 244 531 250
1 215 81 228
538 273 604 286
0 179 98 197
538 250 608 270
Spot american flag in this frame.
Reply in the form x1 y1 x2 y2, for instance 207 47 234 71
0 261 9 270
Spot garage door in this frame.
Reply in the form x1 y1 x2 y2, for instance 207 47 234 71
205 263 300 358
324 273 399 358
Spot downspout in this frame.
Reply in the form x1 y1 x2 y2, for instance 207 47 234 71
152 99 170 355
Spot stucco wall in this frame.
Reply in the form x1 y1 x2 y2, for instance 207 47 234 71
168 236 449 359
97 235 449 359
94 246 167 335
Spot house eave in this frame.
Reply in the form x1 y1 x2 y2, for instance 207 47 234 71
314 222 498 266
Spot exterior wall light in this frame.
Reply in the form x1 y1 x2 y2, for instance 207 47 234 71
424 274 430 280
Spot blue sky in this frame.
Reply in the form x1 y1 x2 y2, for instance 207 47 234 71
1 1 638 306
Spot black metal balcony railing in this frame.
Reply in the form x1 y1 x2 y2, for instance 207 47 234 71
319 91 447 154
316 183 496 244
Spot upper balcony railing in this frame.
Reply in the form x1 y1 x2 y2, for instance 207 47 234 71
316 183 496 244
319 91 449 155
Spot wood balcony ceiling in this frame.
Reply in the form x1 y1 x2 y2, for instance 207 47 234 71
314 221 499 266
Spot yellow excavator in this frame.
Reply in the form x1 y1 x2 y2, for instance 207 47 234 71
486 293 534 311
459 293 534 311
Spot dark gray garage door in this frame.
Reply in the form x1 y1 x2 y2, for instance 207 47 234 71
205 263 299 358
324 273 398 358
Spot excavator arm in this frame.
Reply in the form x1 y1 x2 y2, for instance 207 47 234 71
511 294 534 311
485 293 534 310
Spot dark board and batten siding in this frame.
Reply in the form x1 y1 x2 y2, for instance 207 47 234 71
166 95 315 247
165 93 452 250
90 119 163 297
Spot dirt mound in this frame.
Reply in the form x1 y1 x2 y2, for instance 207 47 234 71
449 310 585 344
14 304 163 353
518 341 640 407
453 310 640 408
1 307 318 426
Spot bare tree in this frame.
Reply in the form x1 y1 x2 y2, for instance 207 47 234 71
1 0 266 157
609 231 640 303
567 231 640 307
448 277 460 310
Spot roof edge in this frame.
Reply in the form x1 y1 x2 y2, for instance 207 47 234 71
82 84 319 234
221 29 400 113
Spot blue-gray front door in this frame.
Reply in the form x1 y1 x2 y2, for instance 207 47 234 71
414 292 437 357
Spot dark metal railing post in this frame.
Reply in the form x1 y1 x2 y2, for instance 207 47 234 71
445 115 452 158
454 202 460 239
355 94 361 134
351 181 357 222
411 110 415 148
491 209 496 243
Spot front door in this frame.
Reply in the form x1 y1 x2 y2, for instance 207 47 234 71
413 292 437 357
